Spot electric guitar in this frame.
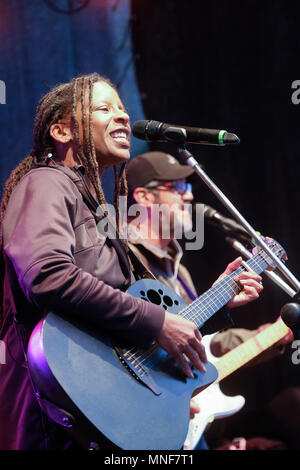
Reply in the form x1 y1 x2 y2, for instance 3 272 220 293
184 317 291 449
27 239 285 450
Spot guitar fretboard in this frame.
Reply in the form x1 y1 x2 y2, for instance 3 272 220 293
179 252 270 328
214 318 290 383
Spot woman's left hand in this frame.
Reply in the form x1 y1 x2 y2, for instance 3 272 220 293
214 257 263 309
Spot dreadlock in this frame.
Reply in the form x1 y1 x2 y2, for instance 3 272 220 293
0 72 129 324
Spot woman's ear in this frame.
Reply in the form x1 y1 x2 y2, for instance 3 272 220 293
50 122 73 144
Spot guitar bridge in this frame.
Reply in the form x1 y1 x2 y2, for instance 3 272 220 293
114 346 161 396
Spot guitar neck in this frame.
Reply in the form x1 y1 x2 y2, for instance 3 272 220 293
214 318 290 383
180 253 268 328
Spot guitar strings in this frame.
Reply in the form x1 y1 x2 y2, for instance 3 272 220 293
123 254 263 368
136 274 242 370
180 248 273 325
138 303 286 373
123 343 158 371
180 264 252 324
124 259 260 368
121 272 243 370
122 246 279 369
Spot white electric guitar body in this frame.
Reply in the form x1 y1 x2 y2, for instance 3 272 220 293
184 333 245 450
184 317 291 449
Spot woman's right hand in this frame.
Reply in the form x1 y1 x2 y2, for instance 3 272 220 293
156 312 207 378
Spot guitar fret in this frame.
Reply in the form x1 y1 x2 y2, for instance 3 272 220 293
179 252 270 328
180 271 243 327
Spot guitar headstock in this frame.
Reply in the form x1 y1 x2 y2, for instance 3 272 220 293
252 236 287 271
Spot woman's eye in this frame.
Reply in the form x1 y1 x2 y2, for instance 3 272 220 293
93 106 109 112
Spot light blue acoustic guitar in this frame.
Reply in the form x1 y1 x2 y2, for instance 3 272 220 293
27 240 285 450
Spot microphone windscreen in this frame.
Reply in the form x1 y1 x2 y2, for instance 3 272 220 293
132 120 148 139
281 303 300 327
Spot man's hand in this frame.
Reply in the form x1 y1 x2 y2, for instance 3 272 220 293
215 257 263 308
156 312 207 378
190 399 200 419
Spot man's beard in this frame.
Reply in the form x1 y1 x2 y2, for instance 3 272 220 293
158 203 193 240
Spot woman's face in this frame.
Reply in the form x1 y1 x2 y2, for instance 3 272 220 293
91 81 131 167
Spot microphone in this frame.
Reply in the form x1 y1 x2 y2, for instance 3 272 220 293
280 302 300 341
132 120 240 146
202 205 251 241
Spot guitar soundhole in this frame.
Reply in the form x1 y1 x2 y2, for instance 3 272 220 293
140 287 179 308
163 295 173 307
146 289 162 305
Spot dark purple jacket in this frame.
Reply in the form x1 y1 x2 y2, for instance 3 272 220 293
0 161 165 449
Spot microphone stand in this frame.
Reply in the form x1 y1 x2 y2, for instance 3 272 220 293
174 140 300 292
171 133 300 337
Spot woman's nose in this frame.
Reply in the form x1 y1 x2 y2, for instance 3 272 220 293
114 109 130 126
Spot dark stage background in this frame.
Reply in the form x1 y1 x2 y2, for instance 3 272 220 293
131 0 300 446
0 0 300 448
0 0 148 201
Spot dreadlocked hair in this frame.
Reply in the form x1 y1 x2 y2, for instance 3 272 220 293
71 75 128 237
0 72 129 324
113 162 128 238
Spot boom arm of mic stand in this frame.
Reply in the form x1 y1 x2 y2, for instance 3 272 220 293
176 145 300 292
225 236 296 298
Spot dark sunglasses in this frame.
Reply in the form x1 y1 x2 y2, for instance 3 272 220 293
145 179 192 195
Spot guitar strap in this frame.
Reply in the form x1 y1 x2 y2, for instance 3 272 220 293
69 165 157 284
83 197 156 283
126 244 156 281
177 273 197 301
